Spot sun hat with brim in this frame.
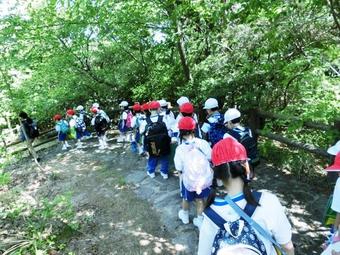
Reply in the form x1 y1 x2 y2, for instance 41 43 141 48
211 137 248 167
325 152 340 172
327 141 340 156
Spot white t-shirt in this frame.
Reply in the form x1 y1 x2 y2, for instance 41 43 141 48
198 191 292 255
174 138 212 172
332 177 340 213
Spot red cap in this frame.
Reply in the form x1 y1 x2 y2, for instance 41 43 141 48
211 137 247 166
132 104 142 112
90 107 98 113
180 102 194 114
141 103 149 111
53 114 62 121
66 109 75 116
149 101 160 110
325 152 340 172
178 117 196 131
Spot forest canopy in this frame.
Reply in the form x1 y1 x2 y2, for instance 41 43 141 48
0 0 339 128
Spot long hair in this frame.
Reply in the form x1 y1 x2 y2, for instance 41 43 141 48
206 161 259 207
179 130 195 143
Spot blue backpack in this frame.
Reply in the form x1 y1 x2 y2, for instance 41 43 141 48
207 114 228 147
59 120 69 134
204 192 267 255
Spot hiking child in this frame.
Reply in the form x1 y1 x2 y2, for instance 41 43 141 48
139 101 171 179
201 98 227 147
66 109 84 148
130 103 144 154
54 114 71 150
175 117 213 228
19 111 40 161
118 100 133 142
224 108 260 177
76 105 92 138
159 99 175 132
91 107 109 149
323 151 340 254
198 137 294 255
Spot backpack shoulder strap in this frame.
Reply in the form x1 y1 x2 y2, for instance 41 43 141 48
146 117 152 125
243 191 262 217
204 207 227 229
157 115 163 123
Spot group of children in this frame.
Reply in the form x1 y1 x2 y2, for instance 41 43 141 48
116 97 296 255
53 103 110 150
50 96 340 254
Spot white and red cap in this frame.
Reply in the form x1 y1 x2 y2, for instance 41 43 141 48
176 96 189 106
224 108 241 123
203 98 218 110
325 152 340 172
327 141 340 156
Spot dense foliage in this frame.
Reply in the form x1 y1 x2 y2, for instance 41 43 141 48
0 0 339 129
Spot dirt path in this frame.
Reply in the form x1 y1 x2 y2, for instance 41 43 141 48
1 135 331 254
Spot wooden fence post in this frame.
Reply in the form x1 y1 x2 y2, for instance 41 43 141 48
247 108 265 142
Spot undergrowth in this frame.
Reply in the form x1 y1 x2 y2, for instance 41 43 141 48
0 191 79 254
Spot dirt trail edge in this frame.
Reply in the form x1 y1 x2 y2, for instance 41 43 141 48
1 137 330 254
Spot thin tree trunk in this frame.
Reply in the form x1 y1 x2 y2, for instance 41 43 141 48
176 20 192 82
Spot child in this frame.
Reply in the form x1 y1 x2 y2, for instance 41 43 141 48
19 111 40 161
201 98 226 147
66 109 84 148
159 99 175 131
139 101 171 179
198 137 294 255
54 114 71 150
118 100 133 142
91 107 109 149
174 117 213 228
130 103 143 154
324 152 340 253
223 108 260 176
76 105 92 138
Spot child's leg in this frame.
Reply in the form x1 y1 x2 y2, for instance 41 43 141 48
182 199 190 211
195 198 205 216
147 156 158 175
159 155 169 175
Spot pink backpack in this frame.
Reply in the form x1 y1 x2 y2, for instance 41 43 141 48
126 110 133 128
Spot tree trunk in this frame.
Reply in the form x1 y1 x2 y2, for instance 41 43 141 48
176 20 192 82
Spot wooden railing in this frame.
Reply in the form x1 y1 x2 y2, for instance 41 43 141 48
246 108 340 158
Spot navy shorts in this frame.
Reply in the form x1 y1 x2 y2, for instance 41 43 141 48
181 182 210 202
58 132 67 141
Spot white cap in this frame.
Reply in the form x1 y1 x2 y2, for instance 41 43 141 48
177 96 189 106
76 105 84 111
119 101 129 107
203 98 218 109
158 99 168 107
327 141 340 155
224 108 241 123
92 103 99 108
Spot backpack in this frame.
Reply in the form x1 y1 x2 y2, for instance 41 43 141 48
94 114 108 132
204 192 267 255
28 120 39 138
59 120 69 134
144 116 170 157
207 114 228 147
233 128 259 164
182 144 213 194
126 110 133 129
75 117 86 133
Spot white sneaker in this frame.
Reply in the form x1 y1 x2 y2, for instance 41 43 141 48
65 142 71 148
62 145 67 150
193 216 204 229
178 209 189 224
160 172 168 179
147 172 155 178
